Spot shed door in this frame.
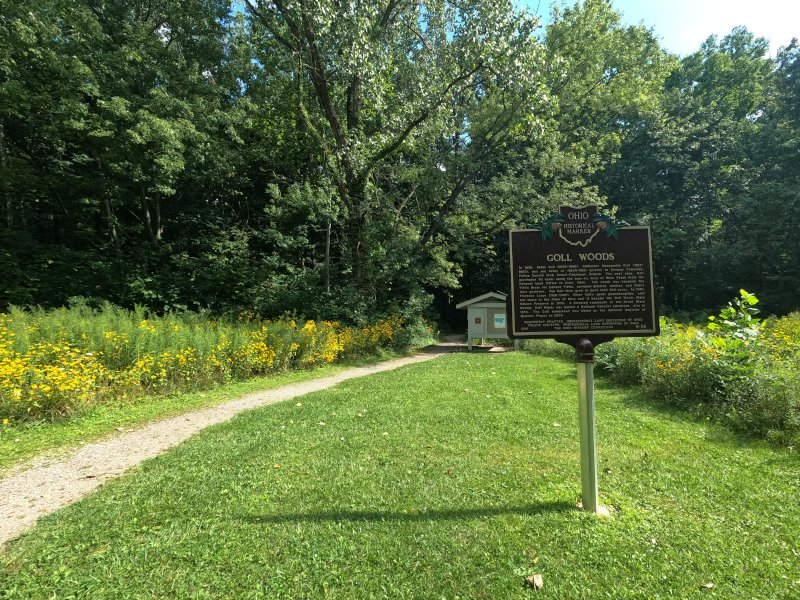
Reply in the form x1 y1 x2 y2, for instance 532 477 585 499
468 307 486 335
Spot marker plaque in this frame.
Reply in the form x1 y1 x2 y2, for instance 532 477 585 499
508 205 658 342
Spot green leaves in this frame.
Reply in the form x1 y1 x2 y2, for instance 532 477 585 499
592 213 630 240
704 291 762 381
535 213 565 240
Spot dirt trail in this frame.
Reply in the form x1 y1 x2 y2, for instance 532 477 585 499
0 348 452 547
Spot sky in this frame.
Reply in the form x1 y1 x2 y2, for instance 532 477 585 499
526 0 800 56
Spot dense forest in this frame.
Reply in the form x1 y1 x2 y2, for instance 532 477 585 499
1 0 798 324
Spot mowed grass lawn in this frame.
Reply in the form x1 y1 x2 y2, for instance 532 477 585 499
1 352 798 598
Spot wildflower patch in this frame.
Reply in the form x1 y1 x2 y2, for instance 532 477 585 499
0 308 405 423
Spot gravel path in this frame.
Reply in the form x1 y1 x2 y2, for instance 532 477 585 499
0 348 450 547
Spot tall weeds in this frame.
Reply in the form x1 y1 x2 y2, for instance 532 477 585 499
0 303 404 422
595 292 800 444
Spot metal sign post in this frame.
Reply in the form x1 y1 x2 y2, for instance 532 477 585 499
576 339 598 513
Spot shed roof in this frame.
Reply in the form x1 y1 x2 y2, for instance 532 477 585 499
455 291 507 309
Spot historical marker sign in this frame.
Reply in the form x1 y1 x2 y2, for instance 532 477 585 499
509 205 658 514
508 205 658 341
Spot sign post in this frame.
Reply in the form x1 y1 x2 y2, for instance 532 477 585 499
507 206 659 514
576 338 598 512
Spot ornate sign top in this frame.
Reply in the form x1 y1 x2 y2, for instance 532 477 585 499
535 206 630 246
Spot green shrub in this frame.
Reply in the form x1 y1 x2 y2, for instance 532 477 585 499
595 336 650 385
391 318 438 350
638 330 722 408
520 339 574 359
726 368 800 444
593 292 799 445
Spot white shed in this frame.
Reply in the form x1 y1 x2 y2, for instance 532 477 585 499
456 291 515 350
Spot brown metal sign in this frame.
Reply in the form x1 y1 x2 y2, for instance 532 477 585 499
508 205 659 341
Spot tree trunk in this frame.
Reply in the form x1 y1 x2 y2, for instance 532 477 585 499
0 124 11 228
140 184 157 244
98 157 117 241
346 178 369 290
347 77 361 131
154 196 162 241
103 197 117 241
325 219 331 293
347 213 366 289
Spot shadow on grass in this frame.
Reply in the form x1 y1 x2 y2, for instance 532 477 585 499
242 500 573 525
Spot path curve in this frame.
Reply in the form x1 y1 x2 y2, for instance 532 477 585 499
0 348 450 547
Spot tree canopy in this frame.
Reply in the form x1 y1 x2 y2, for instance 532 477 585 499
1 0 798 321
